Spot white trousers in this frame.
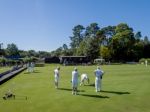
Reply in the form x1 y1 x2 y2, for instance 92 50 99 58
55 76 59 83
72 79 78 88
95 78 101 92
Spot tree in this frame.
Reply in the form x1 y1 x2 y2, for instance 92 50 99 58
27 50 37 57
143 36 150 58
51 47 63 56
76 23 100 58
6 43 19 56
38 51 51 58
76 39 87 56
143 43 150 58
85 37 100 61
111 23 135 61
100 26 116 46
100 46 111 61
85 23 100 38
62 44 68 50
0 43 5 56
133 42 144 61
143 36 150 45
135 31 142 42
70 25 85 49
0 57 6 65
61 44 71 56
69 25 85 55
19 50 29 58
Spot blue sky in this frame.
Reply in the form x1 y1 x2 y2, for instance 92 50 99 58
0 0 150 51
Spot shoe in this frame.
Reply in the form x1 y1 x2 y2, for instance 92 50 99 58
72 92 74 95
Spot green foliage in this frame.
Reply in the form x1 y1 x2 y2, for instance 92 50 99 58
22 57 38 63
143 43 150 58
6 43 19 56
133 42 144 60
67 22 150 62
76 40 87 56
0 57 6 63
19 50 29 58
70 25 85 49
100 46 111 60
135 31 142 41
61 44 72 56
85 23 100 37
51 47 63 56
85 38 100 61
111 23 135 61
28 50 37 57
1 22 150 63
144 36 150 45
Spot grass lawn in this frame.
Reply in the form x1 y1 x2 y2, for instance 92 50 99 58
0 64 150 112
0 66 12 74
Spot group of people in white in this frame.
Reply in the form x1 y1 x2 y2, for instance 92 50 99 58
27 62 35 73
54 66 104 95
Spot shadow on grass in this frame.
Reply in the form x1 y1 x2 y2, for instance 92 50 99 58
101 90 130 95
1 96 28 101
79 94 109 98
32 71 41 73
84 83 95 87
24 70 41 74
58 88 85 92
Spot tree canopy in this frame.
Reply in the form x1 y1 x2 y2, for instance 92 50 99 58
1 22 150 63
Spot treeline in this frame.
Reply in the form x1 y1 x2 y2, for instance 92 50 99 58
0 43 51 65
52 23 150 62
1 22 150 63
0 43 51 58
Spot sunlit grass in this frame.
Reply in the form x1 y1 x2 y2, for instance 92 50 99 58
0 64 150 112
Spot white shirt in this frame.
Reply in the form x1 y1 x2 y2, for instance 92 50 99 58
72 71 78 82
54 69 59 78
81 74 88 80
94 69 104 79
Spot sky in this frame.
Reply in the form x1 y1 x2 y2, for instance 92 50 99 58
0 0 150 52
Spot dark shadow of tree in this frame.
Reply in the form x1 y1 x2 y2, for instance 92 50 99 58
101 90 130 95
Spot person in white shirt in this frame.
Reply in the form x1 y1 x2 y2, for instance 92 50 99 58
54 66 60 89
80 74 89 86
30 62 35 72
94 66 104 92
26 62 30 73
72 67 79 95
145 60 148 67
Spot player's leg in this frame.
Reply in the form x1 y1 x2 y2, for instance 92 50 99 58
55 77 58 89
95 78 98 92
98 79 101 92
87 78 90 84
72 81 75 94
